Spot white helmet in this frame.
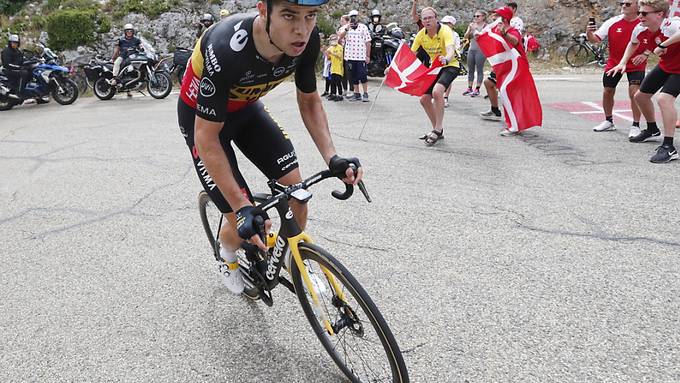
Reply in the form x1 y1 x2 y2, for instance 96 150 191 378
8 34 19 43
348 9 359 17
123 23 135 32
441 16 456 25
371 9 380 17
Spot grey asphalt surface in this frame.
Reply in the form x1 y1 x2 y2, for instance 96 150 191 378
1 74 679 382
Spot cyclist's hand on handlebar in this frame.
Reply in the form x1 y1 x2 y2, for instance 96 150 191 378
329 155 364 185
235 205 271 251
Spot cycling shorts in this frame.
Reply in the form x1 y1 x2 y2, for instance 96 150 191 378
177 99 299 213
426 66 460 94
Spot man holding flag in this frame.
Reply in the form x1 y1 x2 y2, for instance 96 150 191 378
410 6 460 146
475 7 542 135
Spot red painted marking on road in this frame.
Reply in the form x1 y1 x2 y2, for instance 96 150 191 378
548 100 667 126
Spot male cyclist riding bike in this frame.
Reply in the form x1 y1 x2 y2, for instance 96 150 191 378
177 0 363 294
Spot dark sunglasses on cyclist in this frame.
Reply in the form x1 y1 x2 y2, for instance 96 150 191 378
638 10 660 16
619 2 632 6
474 14 484 17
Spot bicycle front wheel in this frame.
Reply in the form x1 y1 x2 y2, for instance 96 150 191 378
198 191 221 259
565 44 591 67
291 242 409 383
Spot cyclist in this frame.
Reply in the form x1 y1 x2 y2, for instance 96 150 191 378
177 0 364 294
586 0 646 137
609 0 680 162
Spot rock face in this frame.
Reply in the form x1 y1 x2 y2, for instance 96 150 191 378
40 0 626 61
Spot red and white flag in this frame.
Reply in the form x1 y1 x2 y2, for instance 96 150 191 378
476 20 542 132
385 43 443 96
670 0 680 18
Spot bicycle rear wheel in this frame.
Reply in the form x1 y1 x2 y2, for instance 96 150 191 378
291 242 409 383
565 44 591 67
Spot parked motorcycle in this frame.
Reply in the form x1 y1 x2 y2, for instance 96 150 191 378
92 39 172 100
367 26 402 77
170 47 192 82
0 43 79 111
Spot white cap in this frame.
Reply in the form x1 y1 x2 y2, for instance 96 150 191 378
348 9 359 16
441 16 456 25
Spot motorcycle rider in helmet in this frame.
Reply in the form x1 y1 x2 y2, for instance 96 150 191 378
196 13 215 38
368 9 384 35
1 34 30 100
111 23 142 88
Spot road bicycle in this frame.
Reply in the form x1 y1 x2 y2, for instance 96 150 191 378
565 33 608 67
198 168 409 382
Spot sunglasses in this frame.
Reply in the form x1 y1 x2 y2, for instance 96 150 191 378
619 2 632 6
474 14 484 17
638 10 661 16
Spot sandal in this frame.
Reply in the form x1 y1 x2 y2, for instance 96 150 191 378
419 130 445 140
424 130 443 146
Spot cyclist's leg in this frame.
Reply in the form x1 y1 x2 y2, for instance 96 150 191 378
233 102 307 229
626 71 644 123
178 99 252 252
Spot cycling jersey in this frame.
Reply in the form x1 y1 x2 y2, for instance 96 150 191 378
411 24 460 68
631 18 680 74
594 15 645 72
179 13 319 120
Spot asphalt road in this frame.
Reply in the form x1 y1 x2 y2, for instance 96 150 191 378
1 74 679 382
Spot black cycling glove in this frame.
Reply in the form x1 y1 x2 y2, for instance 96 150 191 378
235 206 269 240
328 155 362 178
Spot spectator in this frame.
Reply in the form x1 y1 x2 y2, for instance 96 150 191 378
478 6 527 137
506 2 524 33
326 34 345 101
411 0 424 30
339 9 372 102
411 7 461 145
586 0 646 137
338 14 353 97
320 34 332 97
463 10 487 97
609 0 680 163
441 15 461 107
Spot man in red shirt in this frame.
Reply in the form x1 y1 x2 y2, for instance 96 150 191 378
609 0 680 163
587 0 646 137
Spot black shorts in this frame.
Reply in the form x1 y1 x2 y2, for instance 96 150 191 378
425 66 460 95
349 60 368 85
487 71 496 84
177 99 299 213
639 65 680 97
602 71 645 88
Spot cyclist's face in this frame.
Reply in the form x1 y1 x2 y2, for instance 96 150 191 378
269 2 319 56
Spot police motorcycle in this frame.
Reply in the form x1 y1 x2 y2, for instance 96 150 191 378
367 21 403 77
0 43 79 110
92 38 172 100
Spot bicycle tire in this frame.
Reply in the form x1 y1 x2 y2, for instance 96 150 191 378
565 44 591 68
291 242 409 383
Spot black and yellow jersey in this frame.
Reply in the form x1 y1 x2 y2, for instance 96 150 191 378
411 23 459 68
179 13 319 121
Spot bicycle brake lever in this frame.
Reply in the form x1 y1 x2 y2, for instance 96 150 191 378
357 181 372 203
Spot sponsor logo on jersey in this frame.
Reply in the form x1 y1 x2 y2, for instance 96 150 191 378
273 66 286 77
200 78 216 97
230 20 249 52
205 43 221 76
185 76 201 103
229 75 290 102
197 103 217 117
196 159 216 190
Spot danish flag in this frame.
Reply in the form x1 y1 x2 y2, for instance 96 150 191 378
476 19 542 132
384 43 443 96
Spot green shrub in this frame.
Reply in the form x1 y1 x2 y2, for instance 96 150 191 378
0 0 27 16
97 15 111 33
60 0 98 10
316 14 335 36
31 15 46 29
45 0 61 11
47 9 97 50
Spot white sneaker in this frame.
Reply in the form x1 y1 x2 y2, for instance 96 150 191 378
593 120 615 132
499 128 518 136
628 124 641 138
444 98 450 108
217 261 244 294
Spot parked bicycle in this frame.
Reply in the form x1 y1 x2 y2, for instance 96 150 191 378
198 168 409 383
565 33 608 67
